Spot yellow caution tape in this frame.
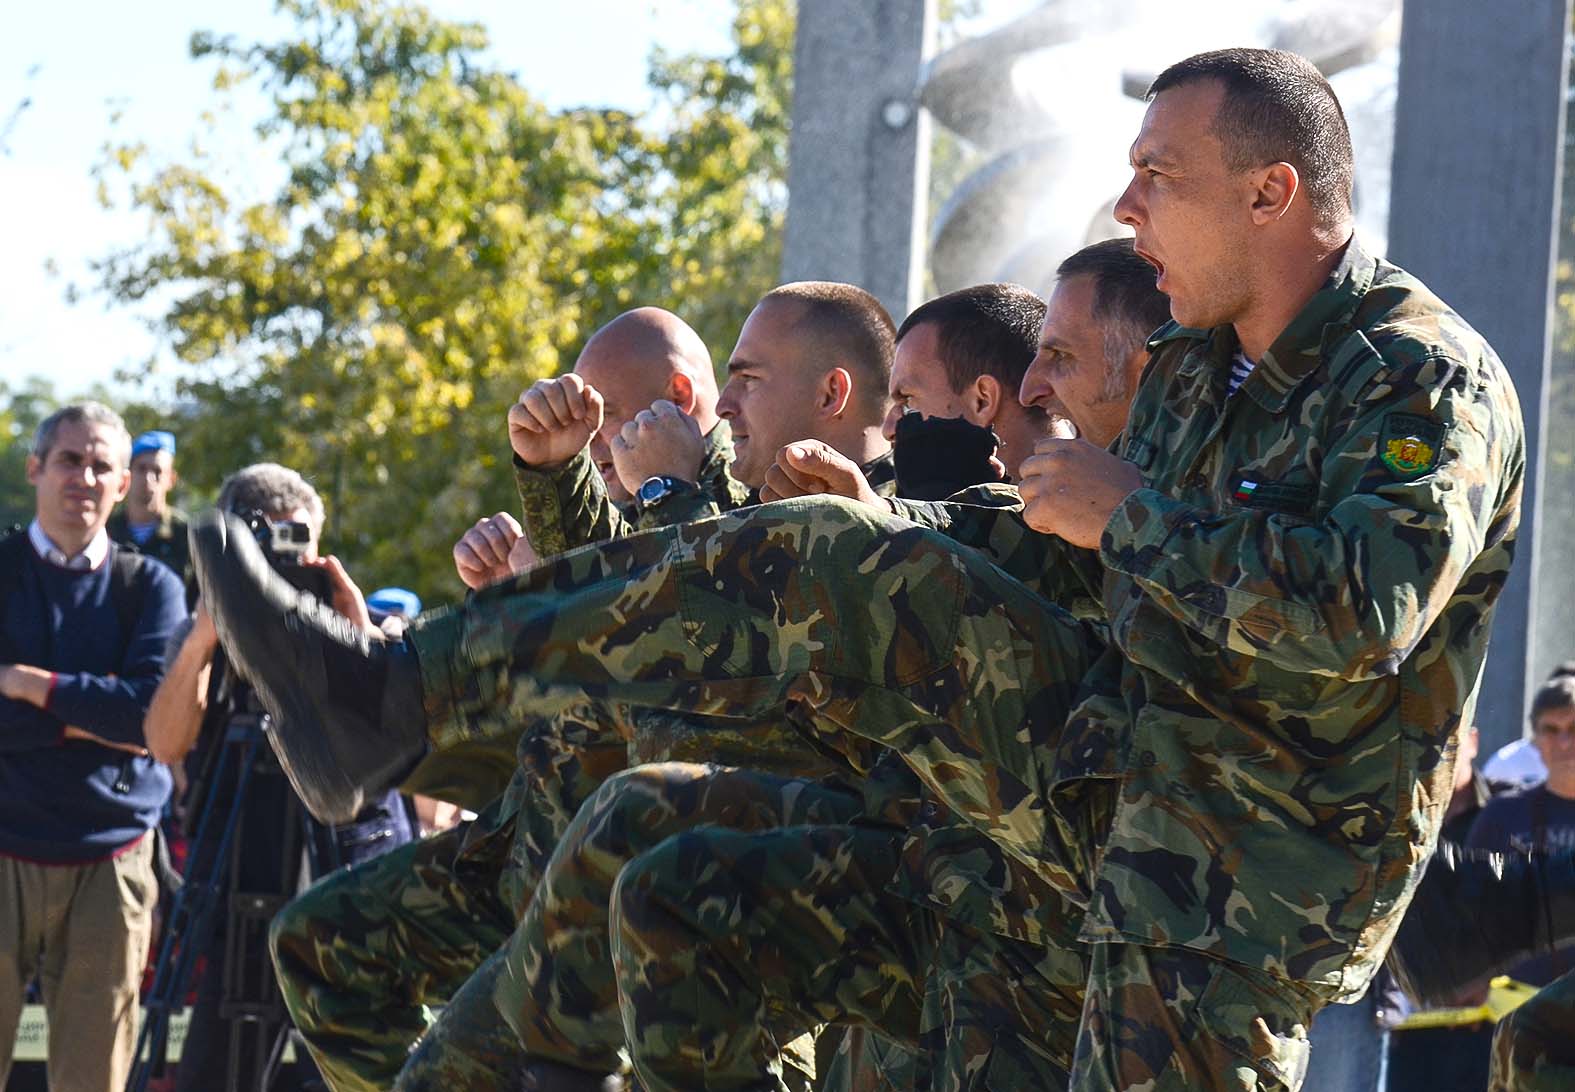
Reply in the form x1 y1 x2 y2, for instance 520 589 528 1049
1393 976 1542 1029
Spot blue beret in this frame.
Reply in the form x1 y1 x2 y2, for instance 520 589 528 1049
131 430 177 458
367 587 422 618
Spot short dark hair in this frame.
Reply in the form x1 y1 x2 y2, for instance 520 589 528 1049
1054 238 1171 398
895 284 1046 399
1531 675 1575 727
1148 48 1354 226
761 282 895 408
32 402 131 466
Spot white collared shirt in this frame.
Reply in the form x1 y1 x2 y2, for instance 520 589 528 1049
28 519 110 572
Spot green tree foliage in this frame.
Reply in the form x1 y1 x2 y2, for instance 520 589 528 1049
0 378 59 530
93 0 794 600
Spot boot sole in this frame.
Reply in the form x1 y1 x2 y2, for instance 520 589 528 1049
190 510 369 824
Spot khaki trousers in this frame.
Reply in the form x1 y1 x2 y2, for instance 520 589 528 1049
0 834 158 1092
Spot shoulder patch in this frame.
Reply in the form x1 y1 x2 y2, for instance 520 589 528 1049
1379 413 1444 477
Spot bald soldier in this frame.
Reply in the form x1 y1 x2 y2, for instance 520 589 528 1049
509 305 744 552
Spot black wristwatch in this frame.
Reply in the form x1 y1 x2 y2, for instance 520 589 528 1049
637 475 685 509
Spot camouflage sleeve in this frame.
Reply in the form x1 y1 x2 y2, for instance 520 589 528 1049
890 484 1103 614
513 449 634 557
1100 353 1523 680
630 484 726 532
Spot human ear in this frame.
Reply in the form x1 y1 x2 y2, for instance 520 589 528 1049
669 373 697 415
970 375 1002 426
821 368 854 418
1250 162 1300 224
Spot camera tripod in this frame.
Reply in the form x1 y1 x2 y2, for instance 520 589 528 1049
128 693 331 1092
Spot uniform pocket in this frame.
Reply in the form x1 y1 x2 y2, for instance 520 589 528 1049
1191 961 1314 1091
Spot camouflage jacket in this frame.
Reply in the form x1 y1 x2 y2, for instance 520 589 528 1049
106 507 193 603
1060 240 1524 995
513 420 752 558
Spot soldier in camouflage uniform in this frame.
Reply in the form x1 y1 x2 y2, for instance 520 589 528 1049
209 49 1530 1091
271 288 904 1091
599 54 1523 1091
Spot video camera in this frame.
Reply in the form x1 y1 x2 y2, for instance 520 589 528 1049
238 509 332 602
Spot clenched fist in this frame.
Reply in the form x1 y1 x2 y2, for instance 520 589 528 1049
1017 437 1143 548
509 374 606 468
759 441 887 510
610 400 705 496
453 512 528 590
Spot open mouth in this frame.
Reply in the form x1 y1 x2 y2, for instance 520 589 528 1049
1134 247 1165 284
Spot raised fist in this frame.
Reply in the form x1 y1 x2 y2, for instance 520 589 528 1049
610 400 705 496
453 512 526 590
759 440 886 510
508 374 606 469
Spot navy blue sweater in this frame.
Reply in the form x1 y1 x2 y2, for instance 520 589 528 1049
0 540 183 862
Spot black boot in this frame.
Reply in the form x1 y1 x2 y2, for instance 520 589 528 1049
518 1060 627 1092
189 510 427 824
1386 840 1575 1005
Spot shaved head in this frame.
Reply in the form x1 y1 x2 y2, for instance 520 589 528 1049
574 307 718 421
570 307 720 502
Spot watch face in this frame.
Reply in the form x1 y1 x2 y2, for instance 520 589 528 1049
638 476 671 505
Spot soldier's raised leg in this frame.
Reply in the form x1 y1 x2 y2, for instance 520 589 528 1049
194 496 1100 902
608 819 1084 1092
612 822 933 1092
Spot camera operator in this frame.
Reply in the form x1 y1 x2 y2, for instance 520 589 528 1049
144 462 412 1092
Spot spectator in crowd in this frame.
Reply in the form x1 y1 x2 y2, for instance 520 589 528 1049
0 402 185 1091
106 429 192 595
1378 725 1502 1091
1483 662 1575 788
1469 675 1575 866
366 586 421 639
142 462 413 1092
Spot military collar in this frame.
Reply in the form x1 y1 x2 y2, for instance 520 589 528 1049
699 420 733 475
1249 236 1376 412
861 449 897 493
1164 236 1376 414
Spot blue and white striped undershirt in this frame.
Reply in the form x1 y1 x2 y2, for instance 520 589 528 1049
1227 351 1256 397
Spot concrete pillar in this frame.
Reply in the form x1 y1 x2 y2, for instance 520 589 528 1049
1387 0 1571 753
781 0 935 323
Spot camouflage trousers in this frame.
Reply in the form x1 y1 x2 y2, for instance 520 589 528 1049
497 760 1081 1091
1489 968 1575 1091
272 699 839 1090
268 823 519 1092
616 826 1318 1091
409 495 1336 1089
